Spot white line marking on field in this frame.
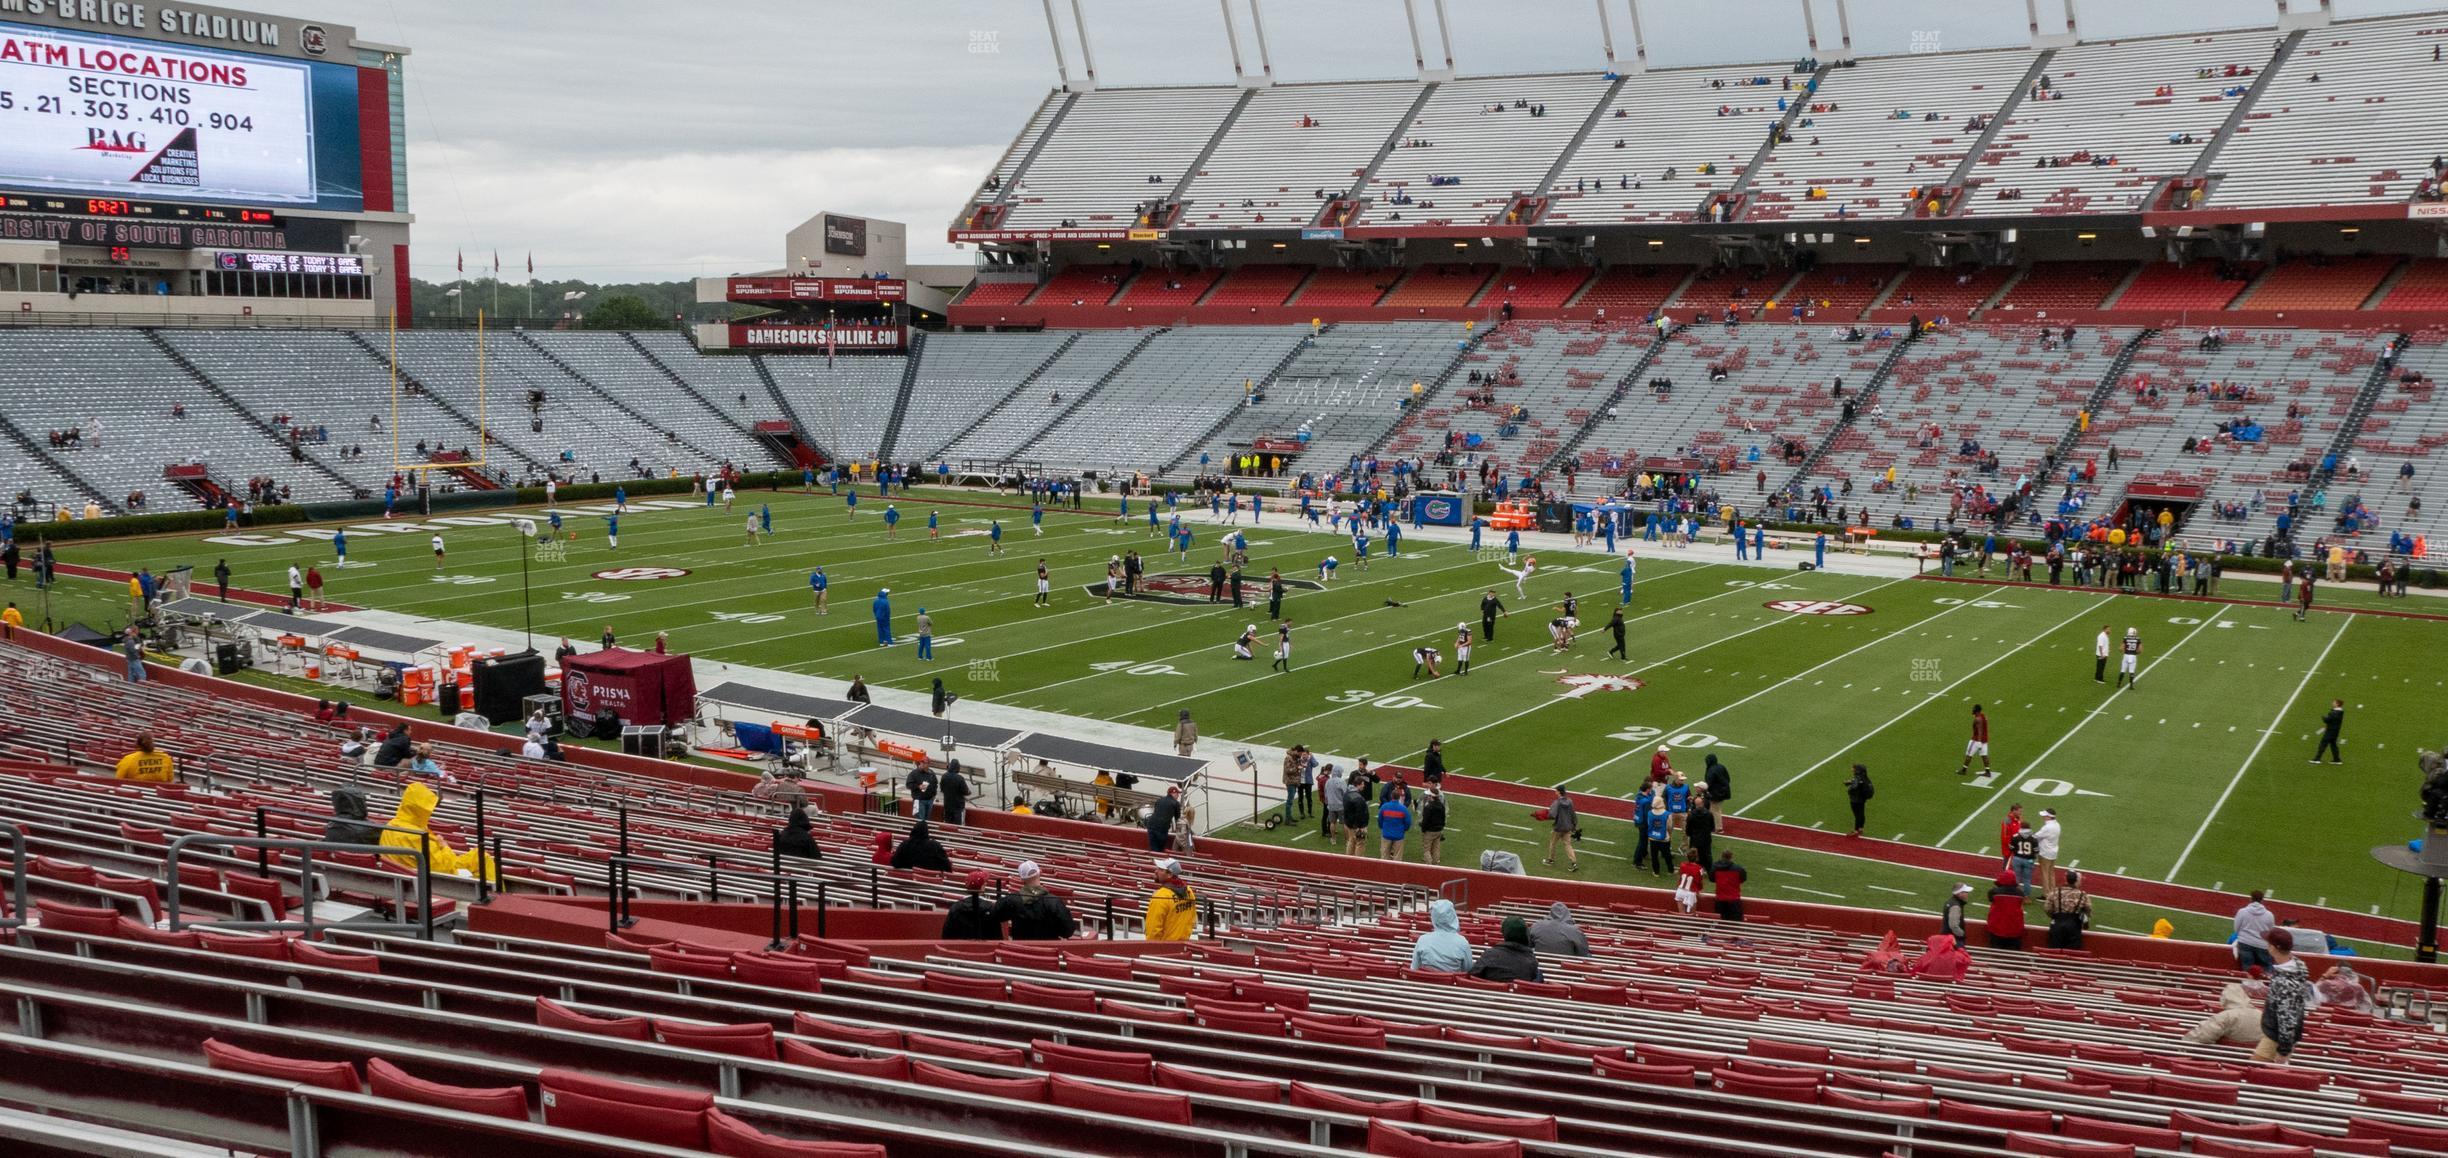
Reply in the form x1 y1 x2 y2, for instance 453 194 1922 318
1932 606 2230 849
2165 616 2351 882
1740 594 2116 815
1765 867 1811 877
1782 885 1846 899
1492 821 1535 832
1867 885 1918 896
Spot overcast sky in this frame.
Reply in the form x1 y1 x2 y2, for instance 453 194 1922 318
267 0 2446 282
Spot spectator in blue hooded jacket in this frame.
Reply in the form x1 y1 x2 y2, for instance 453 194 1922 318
1410 898 1472 972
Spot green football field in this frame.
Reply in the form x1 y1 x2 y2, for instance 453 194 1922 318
24 485 2446 952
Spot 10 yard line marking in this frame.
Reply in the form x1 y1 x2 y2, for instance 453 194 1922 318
2164 615 2352 880
1930 606 2230 849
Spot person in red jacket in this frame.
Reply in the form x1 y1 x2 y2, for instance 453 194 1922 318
1998 801 2025 861
1649 745 1676 785
1709 848 1747 922
1986 870 2028 950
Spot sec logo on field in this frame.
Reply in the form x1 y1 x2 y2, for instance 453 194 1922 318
1765 599 1872 616
594 567 691 581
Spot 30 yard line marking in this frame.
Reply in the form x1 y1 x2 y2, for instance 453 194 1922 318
1931 606 2230 849
1738 594 2115 815
2164 615 2351 881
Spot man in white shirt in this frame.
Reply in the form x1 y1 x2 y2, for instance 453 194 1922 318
287 564 303 611
2093 625 2110 683
2032 809 2063 892
431 534 446 571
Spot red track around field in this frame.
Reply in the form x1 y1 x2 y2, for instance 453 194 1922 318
50 562 362 614
1421 770 2422 946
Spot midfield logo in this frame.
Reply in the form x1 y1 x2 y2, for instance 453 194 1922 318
1554 673 1647 699
1084 572 1324 607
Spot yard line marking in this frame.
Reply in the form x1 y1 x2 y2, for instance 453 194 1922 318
1931 606 2230 850
1557 575 1944 787
2165 615 2351 881
1764 867 1811 877
1491 821 1536 832
1781 885 1846 899
1739 594 2116 815
1867 885 1918 896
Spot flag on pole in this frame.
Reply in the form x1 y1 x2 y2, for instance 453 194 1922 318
526 252 534 276
492 250 500 274
455 250 463 274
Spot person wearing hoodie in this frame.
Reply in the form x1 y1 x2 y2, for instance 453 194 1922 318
1909 933 1972 981
941 760 971 826
1470 916 1545 982
1843 762 1874 837
1703 754 1732 808
1941 883 1972 945
1417 784 1449 866
1685 792 1718 870
993 860 1077 940
1986 871 2028 950
906 762 939 825
318 787 383 847
869 831 894 866
2255 929 2311 1062
1411 898 1473 972
941 870 1003 940
890 822 952 872
372 722 414 768
1144 858 1198 941
379 782 497 883
772 806 822 860
1543 785 1581 872
2185 983 2267 1045
1529 901 1590 957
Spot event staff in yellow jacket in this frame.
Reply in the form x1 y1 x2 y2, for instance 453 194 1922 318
381 781 498 883
113 732 175 782
1144 858 1198 941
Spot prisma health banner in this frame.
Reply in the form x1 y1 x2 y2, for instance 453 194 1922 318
0 21 314 204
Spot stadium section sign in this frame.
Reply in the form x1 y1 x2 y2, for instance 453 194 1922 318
0 21 316 204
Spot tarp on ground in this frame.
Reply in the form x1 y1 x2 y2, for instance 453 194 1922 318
561 647 697 729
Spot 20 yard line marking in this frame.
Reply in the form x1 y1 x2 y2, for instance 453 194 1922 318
2164 615 2351 881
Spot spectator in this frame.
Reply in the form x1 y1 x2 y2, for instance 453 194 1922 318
868 831 893 866
1146 785 1182 853
994 861 1077 940
1986 871 2028 950
772 805 822 860
1529 901 1591 957
113 731 175 782
1941 883 1972 945
941 760 971 825
1711 848 1748 921
379 782 497 883
2031 808 2062 889
940 870 1002 940
1411 898 1473 972
1377 783 1412 861
2045 870 2092 948
1703 753 1732 806
2184 983 2268 1045
1144 858 1198 941
906 761 939 825
1418 783 1449 865
1471 916 1545 982
751 770 807 807
890 821 952 871
2233 889 2276 972
1909 933 1973 981
372 722 414 768
1843 762 1874 837
1174 709 1197 757
1685 792 1718 869
2254 929 2311 1063
318 786 383 846
1543 785 1581 872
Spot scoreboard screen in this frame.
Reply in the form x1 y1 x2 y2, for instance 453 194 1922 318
0 19 362 210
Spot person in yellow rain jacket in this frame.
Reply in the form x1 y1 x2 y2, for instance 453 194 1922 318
1144 858 1198 941
113 732 175 782
380 781 497 883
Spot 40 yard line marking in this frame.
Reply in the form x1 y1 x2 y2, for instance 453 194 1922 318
2164 615 2352 881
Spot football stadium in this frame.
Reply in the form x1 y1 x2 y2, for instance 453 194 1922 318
4 0 2448 1153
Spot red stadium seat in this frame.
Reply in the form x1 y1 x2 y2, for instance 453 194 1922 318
2002 1132 2132 1158
1290 1081 1418 1121
1939 1099 2053 1132
1010 980 1100 1012
730 953 824 991
2273 1129 2389 1157
1713 1073 1821 1103
196 929 292 959
705 1109 887 1158
2169 1111 2281 1141
1101 999 1193 1025
202 1039 360 1093
904 1033 1025 1066
1747 1039 1830 1065
1048 1074 1191 1125
111 918 200 948
922 969 1009 1001
1820 1089 1930 1117
1366 1121 1523 1158
648 946 734 980
778 1041 911 1081
2346 1115 2448 1150
1031 1040 1154 1083
908 1059 1048 1102
1414 1103 1558 1141
534 996 653 1041
2058 1115 2180 1150
365 1057 527 1120
1155 1062 1279 1102
33 899 122 937
1593 1057 1697 1087
791 1013 902 1050
538 1068 710 1149
655 1019 778 1061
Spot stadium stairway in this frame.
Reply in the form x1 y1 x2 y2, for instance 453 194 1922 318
140 330 367 501
2185 28 2306 183
1779 326 1922 494
985 329 1167 461
0 412 110 516
338 331 551 479
917 334 1080 462
1159 329 1319 475
623 333 792 468
2047 328 2159 471
515 333 728 466
875 331 927 462
1725 63 1829 220
1532 328 1669 478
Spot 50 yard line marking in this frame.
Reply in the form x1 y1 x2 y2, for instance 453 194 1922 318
1736 594 2116 815
2164 615 2351 880
1930 606 2230 849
